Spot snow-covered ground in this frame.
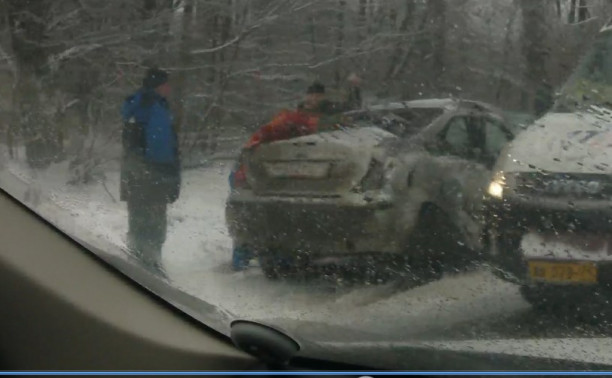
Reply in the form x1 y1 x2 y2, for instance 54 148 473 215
0 146 526 338
8 146 612 367
0 146 530 342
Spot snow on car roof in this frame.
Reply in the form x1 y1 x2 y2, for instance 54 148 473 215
365 98 457 112
361 98 499 114
343 98 504 128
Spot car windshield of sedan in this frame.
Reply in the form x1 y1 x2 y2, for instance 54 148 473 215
4 0 612 372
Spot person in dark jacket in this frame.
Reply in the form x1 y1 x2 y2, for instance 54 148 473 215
345 72 363 110
297 81 336 113
120 68 181 274
298 76 362 113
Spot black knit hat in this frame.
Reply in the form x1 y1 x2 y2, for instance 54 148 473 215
142 68 169 89
306 81 325 94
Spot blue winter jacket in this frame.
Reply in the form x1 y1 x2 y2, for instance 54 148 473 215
121 89 178 164
120 89 181 203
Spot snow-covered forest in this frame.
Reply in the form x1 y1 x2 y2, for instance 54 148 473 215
0 0 610 180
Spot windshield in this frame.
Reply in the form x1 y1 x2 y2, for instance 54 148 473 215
5 0 612 372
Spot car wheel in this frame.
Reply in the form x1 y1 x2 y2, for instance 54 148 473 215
258 251 309 280
520 285 549 311
520 285 569 313
521 286 605 324
346 254 401 284
404 204 465 278
400 254 443 283
258 252 286 280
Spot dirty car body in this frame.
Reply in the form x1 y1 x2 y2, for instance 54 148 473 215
226 99 517 278
487 109 612 306
487 23 612 307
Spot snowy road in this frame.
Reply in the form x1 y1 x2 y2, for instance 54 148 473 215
5 152 612 357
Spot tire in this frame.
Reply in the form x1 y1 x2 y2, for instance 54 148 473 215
404 204 465 279
258 252 283 280
402 254 444 283
520 285 574 314
521 286 607 325
258 250 309 280
342 254 404 285
520 285 554 312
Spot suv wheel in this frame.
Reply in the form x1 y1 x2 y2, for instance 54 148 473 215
520 285 559 312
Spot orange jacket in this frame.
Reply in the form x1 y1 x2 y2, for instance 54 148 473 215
244 109 320 149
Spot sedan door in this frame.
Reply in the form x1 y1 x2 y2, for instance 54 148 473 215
425 114 494 251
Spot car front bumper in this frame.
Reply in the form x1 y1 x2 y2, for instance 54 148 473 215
485 195 612 287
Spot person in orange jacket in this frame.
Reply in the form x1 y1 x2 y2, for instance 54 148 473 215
244 81 341 149
229 80 357 271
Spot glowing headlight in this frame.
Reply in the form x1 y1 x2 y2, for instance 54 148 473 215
487 172 505 199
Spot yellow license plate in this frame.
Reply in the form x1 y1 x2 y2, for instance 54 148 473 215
528 261 598 284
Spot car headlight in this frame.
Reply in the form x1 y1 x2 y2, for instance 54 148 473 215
487 172 505 199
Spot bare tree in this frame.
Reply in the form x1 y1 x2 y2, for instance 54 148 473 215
520 0 554 116
6 0 60 169
334 0 347 88
569 0 591 23
0 0 609 176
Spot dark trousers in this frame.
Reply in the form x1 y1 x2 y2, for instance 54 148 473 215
127 199 168 268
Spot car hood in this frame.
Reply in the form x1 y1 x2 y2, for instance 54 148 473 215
496 110 612 175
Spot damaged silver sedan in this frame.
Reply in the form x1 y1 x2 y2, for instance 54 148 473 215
226 99 518 280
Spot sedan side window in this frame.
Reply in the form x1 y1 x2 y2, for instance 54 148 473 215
483 118 511 157
441 117 470 157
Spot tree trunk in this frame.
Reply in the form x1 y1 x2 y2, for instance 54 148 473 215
385 0 416 81
334 0 346 88
520 0 553 116
428 0 446 93
213 2 233 153
7 0 60 169
358 0 367 42
568 0 576 23
495 5 520 103
309 15 316 60
353 0 367 72
173 0 194 135
219 6 232 83
210 13 219 84
578 0 589 22
0 0 14 158
367 0 375 36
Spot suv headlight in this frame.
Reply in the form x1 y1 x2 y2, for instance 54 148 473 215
487 171 505 199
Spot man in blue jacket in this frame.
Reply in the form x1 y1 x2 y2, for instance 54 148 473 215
120 68 181 275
